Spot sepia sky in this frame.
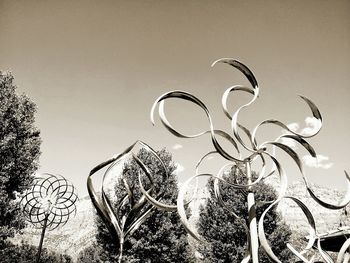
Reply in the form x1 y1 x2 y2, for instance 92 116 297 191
0 0 349 196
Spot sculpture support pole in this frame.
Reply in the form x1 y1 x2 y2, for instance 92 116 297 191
36 214 49 263
246 160 259 263
118 237 124 263
118 219 126 263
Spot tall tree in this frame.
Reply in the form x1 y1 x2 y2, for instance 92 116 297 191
0 71 41 246
80 148 194 263
196 166 295 262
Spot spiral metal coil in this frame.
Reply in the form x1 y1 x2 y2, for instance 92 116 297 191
21 173 78 231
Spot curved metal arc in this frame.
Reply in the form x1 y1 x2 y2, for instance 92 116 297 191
337 238 350 263
55 191 78 205
38 176 53 199
177 172 254 242
265 133 317 181
40 173 57 196
258 196 317 263
211 58 258 89
212 58 261 152
151 90 243 162
101 190 123 236
177 173 214 242
231 87 260 152
251 96 322 145
87 169 121 242
22 173 78 231
276 134 317 158
123 205 155 241
286 244 312 263
317 238 335 263
47 176 67 197
136 156 177 212
306 170 350 210
221 85 255 121
262 141 304 175
214 158 267 190
259 152 288 203
195 151 218 176
263 137 350 210
53 178 74 199
88 140 177 248
21 192 44 215
213 164 245 220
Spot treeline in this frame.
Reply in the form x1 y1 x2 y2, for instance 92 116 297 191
1 72 294 262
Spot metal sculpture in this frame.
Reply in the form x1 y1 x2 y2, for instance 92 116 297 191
87 141 179 263
150 58 350 263
21 173 78 263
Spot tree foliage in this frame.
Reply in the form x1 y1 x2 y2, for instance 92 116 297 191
81 148 194 263
0 240 72 263
196 166 295 262
0 71 41 246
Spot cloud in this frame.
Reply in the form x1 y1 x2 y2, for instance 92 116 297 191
300 117 322 137
175 163 185 174
287 122 300 132
280 117 321 148
302 154 334 169
172 144 183 150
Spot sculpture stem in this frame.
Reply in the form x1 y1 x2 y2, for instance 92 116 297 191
246 161 259 263
118 238 124 263
36 214 49 263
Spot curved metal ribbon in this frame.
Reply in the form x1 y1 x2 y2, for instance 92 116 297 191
337 238 350 263
151 91 243 162
258 196 317 263
150 57 350 261
87 140 182 249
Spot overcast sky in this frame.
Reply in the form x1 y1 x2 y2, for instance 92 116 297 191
1 0 349 197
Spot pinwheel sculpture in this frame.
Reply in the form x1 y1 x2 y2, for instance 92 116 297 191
151 58 350 263
21 173 78 263
87 141 179 263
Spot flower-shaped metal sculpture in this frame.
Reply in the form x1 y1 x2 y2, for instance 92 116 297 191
21 173 78 263
151 58 350 263
87 141 179 263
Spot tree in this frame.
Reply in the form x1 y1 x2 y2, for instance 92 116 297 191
196 166 295 262
82 148 194 263
0 71 41 246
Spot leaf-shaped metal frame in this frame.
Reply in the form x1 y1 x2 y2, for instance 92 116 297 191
87 140 183 263
151 58 350 262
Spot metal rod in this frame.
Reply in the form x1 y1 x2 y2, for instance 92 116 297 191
118 238 124 263
36 215 49 263
118 218 126 263
246 160 259 263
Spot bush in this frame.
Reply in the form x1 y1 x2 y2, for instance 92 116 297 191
0 240 72 263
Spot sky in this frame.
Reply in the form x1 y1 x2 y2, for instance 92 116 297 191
0 0 349 197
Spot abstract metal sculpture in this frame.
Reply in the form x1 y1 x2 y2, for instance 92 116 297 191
87 141 178 263
151 58 350 262
21 173 78 263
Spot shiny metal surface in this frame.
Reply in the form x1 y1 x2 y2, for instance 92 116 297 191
21 173 78 230
21 173 78 262
151 58 350 262
87 140 179 263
